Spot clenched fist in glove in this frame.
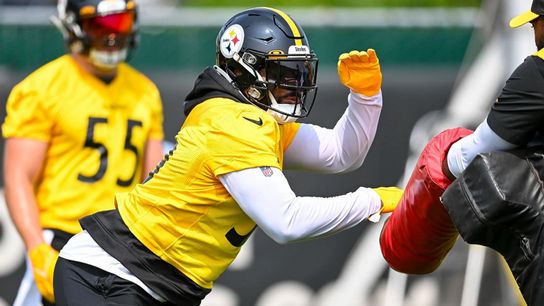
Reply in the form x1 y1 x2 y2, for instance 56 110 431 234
368 187 403 223
337 49 382 96
29 243 59 303
373 187 403 213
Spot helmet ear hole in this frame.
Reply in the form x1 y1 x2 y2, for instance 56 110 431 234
241 52 257 66
70 40 85 53
246 87 262 100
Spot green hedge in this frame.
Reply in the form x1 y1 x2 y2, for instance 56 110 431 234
0 25 474 71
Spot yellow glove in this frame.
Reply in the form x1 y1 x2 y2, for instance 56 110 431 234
337 49 382 96
29 243 58 303
373 187 403 213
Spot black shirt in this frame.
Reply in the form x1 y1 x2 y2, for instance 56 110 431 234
487 55 544 146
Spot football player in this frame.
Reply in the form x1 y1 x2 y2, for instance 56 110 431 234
52 7 402 306
381 0 544 304
2 0 164 305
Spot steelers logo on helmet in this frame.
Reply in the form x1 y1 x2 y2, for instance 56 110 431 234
220 24 245 59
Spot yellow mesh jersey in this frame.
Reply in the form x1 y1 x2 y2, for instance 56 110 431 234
117 98 300 288
2 55 164 234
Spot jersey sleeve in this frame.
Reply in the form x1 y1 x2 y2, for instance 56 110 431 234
2 84 54 141
207 111 281 176
487 56 544 145
280 122 301 152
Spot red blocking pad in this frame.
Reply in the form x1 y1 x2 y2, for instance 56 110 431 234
380 127 472 274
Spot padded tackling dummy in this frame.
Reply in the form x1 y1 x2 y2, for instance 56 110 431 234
380 127 472 274
442 148 544 305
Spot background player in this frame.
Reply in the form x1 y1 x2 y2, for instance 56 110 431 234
2 0 164 304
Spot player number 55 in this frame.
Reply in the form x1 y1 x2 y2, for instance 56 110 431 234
77 117 142 186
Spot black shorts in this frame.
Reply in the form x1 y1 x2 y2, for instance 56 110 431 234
54 258 175 306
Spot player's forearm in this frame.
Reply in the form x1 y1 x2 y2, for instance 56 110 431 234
446 119 517 178
3 138 48 250
284 92 382 173
220 167 381 244
334 91 382 172
141 139 164 181
265 188 381 244
4 176 45 250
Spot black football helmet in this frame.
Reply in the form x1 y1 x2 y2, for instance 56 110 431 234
51 0 138 69
216 7 319 124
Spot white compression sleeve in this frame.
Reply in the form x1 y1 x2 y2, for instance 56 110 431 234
284 91 382 173
219 167 382 244
447 119 517 178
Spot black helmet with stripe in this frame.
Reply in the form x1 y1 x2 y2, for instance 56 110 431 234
216 7 319 124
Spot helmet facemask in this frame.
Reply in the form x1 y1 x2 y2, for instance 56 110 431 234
52 0 137 70
81 11 135 69
224 51 318 124
262 56 318 123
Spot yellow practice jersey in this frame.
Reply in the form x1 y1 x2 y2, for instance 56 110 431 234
117 98 300 288
2 55 164 234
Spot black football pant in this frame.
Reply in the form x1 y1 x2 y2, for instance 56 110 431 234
54 257 167 306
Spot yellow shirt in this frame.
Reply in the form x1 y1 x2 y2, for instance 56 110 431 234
2 55 164 234
117 98 300 288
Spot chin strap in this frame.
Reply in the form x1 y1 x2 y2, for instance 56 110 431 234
266 91 299 124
